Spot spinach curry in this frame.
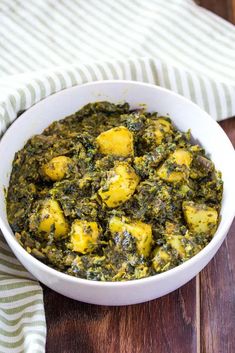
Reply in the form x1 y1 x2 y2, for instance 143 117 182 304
7 102 223 281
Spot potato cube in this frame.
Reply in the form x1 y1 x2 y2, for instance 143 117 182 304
42 156 72 181
182 201 218 235
109 216 152 257
96 126 134 157
164 221 201 259
172 149 192 166
30 199 69 238
98 162 140 208
152 247 171 272
157 149 192 182
164 221 186 259
167 235 186 259
69 220 100 254
154 118 172 145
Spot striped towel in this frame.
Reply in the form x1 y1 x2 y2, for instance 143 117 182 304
0 239 46 353
0 0 234 352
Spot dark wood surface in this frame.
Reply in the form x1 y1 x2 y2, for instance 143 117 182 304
196 0 235 24
44 2 235 352
198 0 228 19
44 280 197 353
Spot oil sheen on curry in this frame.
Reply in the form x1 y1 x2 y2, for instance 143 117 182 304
7 102 223 281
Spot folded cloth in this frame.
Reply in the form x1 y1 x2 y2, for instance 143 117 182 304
0 1 235 352
0 237 46 353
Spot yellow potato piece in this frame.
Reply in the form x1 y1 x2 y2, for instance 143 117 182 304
157 169 183 183
157 149 192 183
42 156 72 181
96 126 134 157
109 216 152 257
152 247 171 272
182 201 218 235
98 162 139 208
154 118 172 145
164 221 186 259
172 149 192 166
165 221 201 259
167 235 186 259
70 220 100 254
35 199 69 238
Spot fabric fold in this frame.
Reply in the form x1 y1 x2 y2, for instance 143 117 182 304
0 57 235 137
0 237 46 353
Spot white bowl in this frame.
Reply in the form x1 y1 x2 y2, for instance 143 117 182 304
0 81 234 306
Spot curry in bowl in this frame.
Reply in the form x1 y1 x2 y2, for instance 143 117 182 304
6 102 222 281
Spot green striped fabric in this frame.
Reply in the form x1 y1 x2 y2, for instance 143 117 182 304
0 0 235 352
0 237 46 353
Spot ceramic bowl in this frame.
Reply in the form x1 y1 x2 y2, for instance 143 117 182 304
0 80 234 305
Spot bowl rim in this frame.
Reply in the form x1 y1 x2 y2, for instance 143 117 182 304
0 79 235 288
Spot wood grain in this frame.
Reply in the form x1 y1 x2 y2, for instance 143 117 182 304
200 220 235 353
199 118 235 353
196 0 229 20
44 279 197 353
196 0 235 23
231 0 235 23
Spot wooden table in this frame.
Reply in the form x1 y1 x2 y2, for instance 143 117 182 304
44 2 235 352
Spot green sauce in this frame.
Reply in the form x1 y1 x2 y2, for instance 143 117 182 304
6 102 223 281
